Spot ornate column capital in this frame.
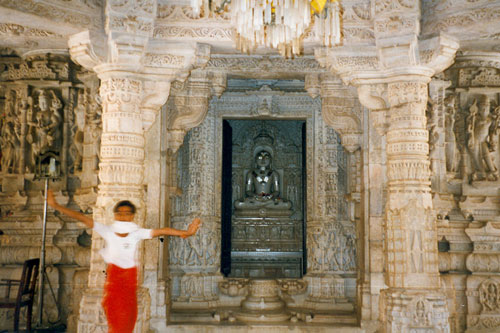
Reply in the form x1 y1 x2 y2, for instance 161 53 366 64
68 0 212 127
314 33 459 88
68 27 212 138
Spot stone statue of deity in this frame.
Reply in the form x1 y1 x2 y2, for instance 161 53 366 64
235 148 291 213
466 95 499 181
26 90 63 170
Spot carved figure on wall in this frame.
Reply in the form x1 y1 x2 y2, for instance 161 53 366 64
27 90 63 169
490 103 500 154
70 89 85 172
47 91 63 148
479 280 500 313
427 99 440 172
235 149 291 210
466 95 499 181
411 299 431 327
0 123 19 173
86 93 102 172
0 91 19 173
308 222 356 273
444 94 459 173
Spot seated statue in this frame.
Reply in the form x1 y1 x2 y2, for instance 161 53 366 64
235 149 291 212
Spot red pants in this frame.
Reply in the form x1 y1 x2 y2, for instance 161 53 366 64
102 264 138 333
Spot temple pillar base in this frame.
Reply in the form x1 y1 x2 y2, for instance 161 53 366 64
382 288 450 333
234 279 291 323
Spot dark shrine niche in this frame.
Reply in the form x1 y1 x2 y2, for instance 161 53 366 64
221 119 306 279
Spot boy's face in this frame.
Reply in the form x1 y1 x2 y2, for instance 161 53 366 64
114 206 135 222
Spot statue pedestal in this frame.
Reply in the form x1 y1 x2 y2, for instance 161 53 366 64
234 279 290 323
230 215 303 279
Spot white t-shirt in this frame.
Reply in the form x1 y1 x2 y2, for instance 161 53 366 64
93 222 153 269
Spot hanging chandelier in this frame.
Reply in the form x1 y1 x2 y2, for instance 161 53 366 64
191 0 342 58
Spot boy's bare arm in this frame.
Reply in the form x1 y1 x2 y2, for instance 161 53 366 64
151 218 201 238
47 189 94 228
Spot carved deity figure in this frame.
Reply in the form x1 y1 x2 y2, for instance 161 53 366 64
27 90 63 169
0 123 19 173
427 98 441 172
234 149 291 210
479 280 500 313
466 95 499 181
0 91 18 173
444 95 459 173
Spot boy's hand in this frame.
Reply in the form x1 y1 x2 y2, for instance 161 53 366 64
182 218 201 238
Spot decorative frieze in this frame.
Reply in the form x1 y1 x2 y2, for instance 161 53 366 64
465 222 500 331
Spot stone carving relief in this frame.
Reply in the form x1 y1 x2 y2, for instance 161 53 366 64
0 23 62 38
444 94 460 174
0 0 100 31
465 95 500 182
219 278 249 297
307 221 356 273
205 55 325 78
154 5 232 41
169 221 220 268
169 80 357 312
408 297 433 328
427 98 442 175
465 222 500 331
70 88 101 174
320 75 363 153
422 1 500 38
106 0 155 36
0 88 65 175
386 198 439 288
28 90 63 166
0 56 96 331
479 279 500 314
304 274 348 307
166 70 215 152
341 0 373 44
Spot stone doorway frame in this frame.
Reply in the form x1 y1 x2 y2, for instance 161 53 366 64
163 78 361 323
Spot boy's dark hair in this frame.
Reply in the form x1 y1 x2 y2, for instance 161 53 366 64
114 200 136 214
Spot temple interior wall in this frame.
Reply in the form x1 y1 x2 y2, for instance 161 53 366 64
0 2 500 331
1 54 500 332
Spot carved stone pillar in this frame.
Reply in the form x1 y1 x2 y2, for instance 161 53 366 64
74 73 146 332
315 12 459 327
383 77 450 331
67 0 211 329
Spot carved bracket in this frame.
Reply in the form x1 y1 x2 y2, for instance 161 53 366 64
320 75 363 152
166 70 213 152
140 80 171 131
314 33 459 87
